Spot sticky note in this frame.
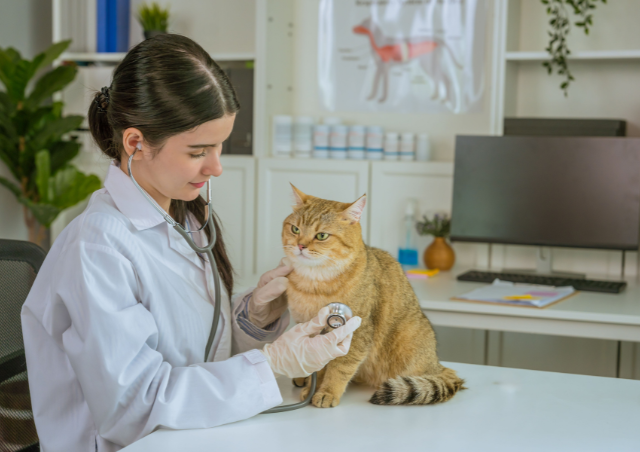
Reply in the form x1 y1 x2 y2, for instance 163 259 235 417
503 295 540 301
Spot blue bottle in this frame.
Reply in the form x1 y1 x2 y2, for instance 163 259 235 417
398 200 419 270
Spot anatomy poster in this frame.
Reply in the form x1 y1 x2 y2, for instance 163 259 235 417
318 0 486 114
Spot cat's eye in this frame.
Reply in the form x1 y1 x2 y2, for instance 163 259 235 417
291 225 300 234
316 232 329 241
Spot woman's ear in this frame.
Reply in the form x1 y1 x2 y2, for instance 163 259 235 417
342 194 367 224
122 128 146 160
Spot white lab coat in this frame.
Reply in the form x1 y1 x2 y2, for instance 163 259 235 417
21 163 288 452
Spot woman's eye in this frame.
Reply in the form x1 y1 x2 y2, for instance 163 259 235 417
291 225 300 234
190 151 207 159
316 232 329 241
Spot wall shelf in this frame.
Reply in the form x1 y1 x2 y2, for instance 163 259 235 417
505 50 640 62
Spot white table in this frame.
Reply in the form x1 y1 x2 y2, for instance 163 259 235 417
413 268 640 342
122 362 640 452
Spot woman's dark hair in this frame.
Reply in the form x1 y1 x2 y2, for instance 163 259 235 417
88 34 239 296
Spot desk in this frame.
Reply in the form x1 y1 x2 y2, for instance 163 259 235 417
122 362 640 452
413 269 640 342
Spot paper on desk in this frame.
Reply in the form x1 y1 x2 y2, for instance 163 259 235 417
455 279 575 308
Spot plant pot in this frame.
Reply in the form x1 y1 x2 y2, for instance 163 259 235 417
24 206 50 251
144 30 167 40
424 237 455 271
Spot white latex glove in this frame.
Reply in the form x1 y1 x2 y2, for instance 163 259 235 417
248 258 293 328
260 307 362 379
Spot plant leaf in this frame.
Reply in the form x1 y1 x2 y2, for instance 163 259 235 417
18 197 60 227
0 91 14 115
0 134 20 180
35 149 51 203
29 115 83 153
49 165 101 210
50 139 81 173
32 40 71 74
0 47 18 94
0 175 22 198
25 65 77 110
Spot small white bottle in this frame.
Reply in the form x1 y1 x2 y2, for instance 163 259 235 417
293 116 314 159
416 133 431 161
366 126 384 160
272 115 292 158
313 124 330 159
348 125 366 159
329 125 348 159
384 132 399 160
400 132 415 161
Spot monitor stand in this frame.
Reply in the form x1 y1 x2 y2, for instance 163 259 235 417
504 246 586 279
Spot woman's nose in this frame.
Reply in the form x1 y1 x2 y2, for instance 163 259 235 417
203 150 223 177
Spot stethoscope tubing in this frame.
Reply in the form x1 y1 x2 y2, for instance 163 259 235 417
127 148 315 413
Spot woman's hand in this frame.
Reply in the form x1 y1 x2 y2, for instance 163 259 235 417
248 258 293 328
260 307 362 378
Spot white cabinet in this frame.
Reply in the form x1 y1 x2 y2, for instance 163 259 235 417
369 161 489 268
255 158 369 275
209 156 256 279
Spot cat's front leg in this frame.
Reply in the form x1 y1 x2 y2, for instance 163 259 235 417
296 367 326 401
312 338 368 408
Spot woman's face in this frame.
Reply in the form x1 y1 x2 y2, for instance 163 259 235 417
122 114 236 211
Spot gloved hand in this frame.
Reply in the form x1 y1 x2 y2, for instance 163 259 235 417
248 258 293 328
260 307 362 378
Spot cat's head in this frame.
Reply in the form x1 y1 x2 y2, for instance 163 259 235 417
282 185 366 280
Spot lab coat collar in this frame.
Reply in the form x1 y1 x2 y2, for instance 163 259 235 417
167 218 207 271
104 161 166 231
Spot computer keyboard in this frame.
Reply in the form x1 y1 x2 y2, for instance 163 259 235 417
457 270 627 294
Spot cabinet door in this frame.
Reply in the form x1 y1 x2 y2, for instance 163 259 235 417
209 156 256 279
256 158 369 275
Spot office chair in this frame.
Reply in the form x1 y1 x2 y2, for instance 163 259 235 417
0 239 46 452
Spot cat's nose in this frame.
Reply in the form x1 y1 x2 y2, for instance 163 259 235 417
298 244 306 250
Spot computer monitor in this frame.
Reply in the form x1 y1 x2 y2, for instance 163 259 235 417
450 136 640 251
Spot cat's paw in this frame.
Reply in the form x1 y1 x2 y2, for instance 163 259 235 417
300 384 312 401
311 391 341 408
292 377 307 388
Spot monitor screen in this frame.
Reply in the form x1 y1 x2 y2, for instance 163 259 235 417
450 136 640 251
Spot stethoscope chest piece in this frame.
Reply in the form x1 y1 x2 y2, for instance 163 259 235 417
326 302 353 329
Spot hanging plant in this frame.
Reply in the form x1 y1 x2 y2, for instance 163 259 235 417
541 0 607 96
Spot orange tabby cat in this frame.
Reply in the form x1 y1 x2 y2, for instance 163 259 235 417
282 185 464 408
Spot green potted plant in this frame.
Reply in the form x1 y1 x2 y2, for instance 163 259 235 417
137 2 170 40
416 212 455 271
0 40 101 250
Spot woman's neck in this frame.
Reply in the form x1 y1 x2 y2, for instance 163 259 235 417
118 159 173 215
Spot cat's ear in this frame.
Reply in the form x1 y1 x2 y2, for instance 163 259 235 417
342 194 367 224
290 184 311 208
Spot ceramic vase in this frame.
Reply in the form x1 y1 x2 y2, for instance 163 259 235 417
424 237 455 270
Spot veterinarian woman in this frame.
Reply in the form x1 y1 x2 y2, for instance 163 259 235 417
21 34 361 452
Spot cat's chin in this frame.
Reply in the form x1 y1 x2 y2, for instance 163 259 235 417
289 257 346 282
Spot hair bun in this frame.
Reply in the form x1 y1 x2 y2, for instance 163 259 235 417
94 86 111 113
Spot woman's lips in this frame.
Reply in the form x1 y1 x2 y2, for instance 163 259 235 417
190 181 206 188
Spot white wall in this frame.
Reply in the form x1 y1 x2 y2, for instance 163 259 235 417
289 0 499 161
0 0 52 241
512 0 640 137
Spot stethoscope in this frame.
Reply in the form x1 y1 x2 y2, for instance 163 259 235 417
127 145 353 413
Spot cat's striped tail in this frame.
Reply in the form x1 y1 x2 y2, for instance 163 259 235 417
369 367 465 405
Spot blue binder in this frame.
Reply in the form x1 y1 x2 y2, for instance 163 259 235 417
97 0 130 53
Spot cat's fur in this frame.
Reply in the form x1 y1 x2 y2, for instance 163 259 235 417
282 185 464 408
